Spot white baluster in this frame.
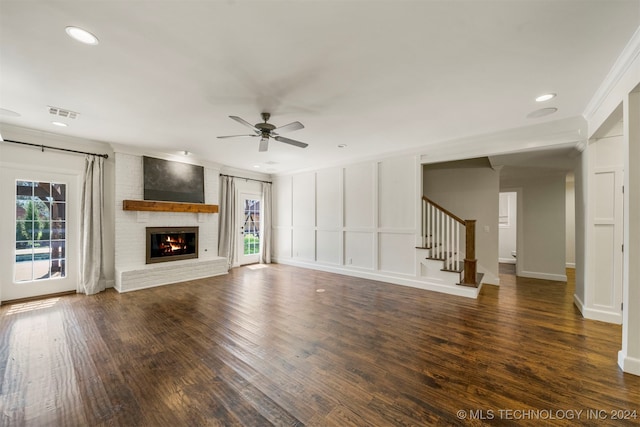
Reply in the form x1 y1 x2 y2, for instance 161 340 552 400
446 214 450 267
435 208 439 258
449 217 453 269
438 211 444 258
420 199 427 248
432 209 440 258
456 221 460 270
427 202 430 248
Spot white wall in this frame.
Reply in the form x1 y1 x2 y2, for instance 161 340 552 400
0 124 115 301
272 154 477 295
519 175 567 281
498 192 517 264
423 164 500 285
584 27 640 374
275 155 417 274
575 151 586 304
565 175 576 268
113 152 221 290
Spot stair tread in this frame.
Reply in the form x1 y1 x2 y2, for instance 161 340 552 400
425 251 456 260
441 262 464 273
457 272 484 288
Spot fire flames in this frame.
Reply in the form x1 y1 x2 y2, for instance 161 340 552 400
160 236 187 254
147 227 198 264
163 236 186 253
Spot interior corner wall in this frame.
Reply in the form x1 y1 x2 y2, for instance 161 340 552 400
583 30 640 374
422 166 500 284
621 86 640 375
565 177 576 268
519 175 567 281
574 153 586 305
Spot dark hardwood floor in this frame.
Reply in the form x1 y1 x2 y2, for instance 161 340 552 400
1 264 638 426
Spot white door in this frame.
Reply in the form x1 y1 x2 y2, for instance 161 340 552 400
237 192 262 265
591 166 624 318
0 167 78 302
498 192 517 264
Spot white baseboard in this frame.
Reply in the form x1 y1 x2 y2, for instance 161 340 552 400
618 351 640 376
573 293 622 324
479 271 500 286
272 257 481 299
519 270 567 282
498 258 516 264
573 293 585 315
566 262 576 268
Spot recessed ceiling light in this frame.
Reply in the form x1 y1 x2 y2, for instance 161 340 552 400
535 93 556 102
253 165 261 168
527 107 558 119
52 121 68 127
337 144 347 148
65 26 99 45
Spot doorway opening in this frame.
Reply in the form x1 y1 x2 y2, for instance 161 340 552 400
498 191 517 269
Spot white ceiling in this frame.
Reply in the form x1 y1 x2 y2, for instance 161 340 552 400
1 1 639 174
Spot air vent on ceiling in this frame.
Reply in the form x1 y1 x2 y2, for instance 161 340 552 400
48 106 79 119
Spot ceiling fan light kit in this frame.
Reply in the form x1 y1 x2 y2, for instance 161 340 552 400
218 112 309 152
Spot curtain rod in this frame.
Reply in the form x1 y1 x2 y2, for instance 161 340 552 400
2 138 109 159
220 173 272 184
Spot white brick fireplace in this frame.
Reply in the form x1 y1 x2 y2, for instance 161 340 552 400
114 152 227 292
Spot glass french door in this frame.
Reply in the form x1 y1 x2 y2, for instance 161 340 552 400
238 193 261 265
1 167 77 302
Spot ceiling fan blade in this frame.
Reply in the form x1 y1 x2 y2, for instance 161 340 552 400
229 115 259 131
259 137 269 152
274 135 308 148
217 134 259 139
274 121 304 133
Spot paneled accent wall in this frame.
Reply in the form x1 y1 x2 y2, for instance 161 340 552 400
273 155 462 293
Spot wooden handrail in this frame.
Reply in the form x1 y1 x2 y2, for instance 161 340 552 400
421 196 465 225
422 196 478 287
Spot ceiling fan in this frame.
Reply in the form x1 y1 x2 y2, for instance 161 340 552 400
217 113 308 152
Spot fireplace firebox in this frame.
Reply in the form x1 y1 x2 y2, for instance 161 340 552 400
146 227 198 264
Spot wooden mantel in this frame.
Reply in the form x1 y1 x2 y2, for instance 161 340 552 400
123 200 218 213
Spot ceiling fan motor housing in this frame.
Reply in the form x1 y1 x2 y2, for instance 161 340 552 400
255 122 276 131
256 118 275 138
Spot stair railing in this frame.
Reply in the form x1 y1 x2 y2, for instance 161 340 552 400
421 196 477 286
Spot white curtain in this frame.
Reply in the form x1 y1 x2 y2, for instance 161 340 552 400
260 182 272 264
78 155 105 295
218 175 237 268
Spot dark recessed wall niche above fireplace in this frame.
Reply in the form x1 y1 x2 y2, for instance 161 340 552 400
146 227 198 264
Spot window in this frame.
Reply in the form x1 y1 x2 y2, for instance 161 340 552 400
15 181 66 282
243 198 261 256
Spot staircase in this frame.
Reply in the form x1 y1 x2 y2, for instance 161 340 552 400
417 196 483 288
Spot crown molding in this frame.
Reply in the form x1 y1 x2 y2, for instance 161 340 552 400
583 26 640 121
